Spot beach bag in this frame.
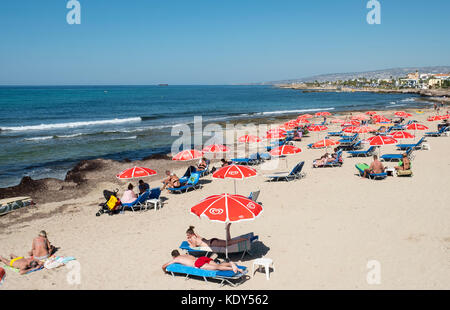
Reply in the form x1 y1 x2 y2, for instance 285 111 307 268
106 195 120 211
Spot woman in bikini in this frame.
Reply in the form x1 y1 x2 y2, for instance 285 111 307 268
28 230 54 260
161 170 181 191
186 225 248 248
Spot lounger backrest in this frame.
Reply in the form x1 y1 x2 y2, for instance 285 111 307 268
149 188 161 199
249 190 260 202
135 191 150 204
416 137 424 145
294 161 305 174
367 146 375 153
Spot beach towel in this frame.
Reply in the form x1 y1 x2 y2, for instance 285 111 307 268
0 267 5 285
44 256 76 270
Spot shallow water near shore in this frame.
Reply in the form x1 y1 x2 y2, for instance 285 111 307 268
0 85 432 188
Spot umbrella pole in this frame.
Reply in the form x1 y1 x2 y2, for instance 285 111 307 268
234 179 237 195
225 223 229 259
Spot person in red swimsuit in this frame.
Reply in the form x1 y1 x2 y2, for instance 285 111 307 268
162 250 244 274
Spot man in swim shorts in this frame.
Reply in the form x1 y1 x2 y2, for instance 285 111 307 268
161 250 244 274
0 254 43 275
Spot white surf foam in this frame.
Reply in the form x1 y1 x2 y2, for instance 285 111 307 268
1 117 142 132
260 107 335 116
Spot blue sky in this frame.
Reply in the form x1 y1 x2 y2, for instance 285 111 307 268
0 0 449 85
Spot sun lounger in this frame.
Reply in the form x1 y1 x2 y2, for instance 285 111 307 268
381 147 413 162
165 263 248 287
328 131 343 136
425 126 448 137
231 153 262 165
355 163 387 180
248 190 260 202
265 161 306 181
121 191 150 212
396 137 425 150
347 146 376 157
168 173 201 193
179 233 259 260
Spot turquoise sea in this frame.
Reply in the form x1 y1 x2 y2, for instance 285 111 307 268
0 85 431 188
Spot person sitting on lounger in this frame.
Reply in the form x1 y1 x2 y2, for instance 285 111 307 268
362 155 386 178
0 254 43 275
162 250 244 274
186 224 248 248
138 180 150 195
395 153 411 171
121 183 137 203
221 158 231 167
28 230 55 260
161 170 180 191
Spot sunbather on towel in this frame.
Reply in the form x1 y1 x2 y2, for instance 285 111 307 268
362 155 386 178
161 170 181 191
186 224 248 248
0 254 43 275
313 153 330 167
162 250 244 274
28 230 55 260
395 153 411 171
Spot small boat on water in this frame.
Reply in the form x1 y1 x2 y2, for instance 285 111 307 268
0 196 33 216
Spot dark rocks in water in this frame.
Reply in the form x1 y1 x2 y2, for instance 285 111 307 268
143 153 172 161
65 159 105 184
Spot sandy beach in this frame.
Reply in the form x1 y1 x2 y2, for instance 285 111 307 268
1 107 449 290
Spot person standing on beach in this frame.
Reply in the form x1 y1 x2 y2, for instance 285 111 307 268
28 230 54 260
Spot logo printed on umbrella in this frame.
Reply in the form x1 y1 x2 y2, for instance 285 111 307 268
229 171 238 175
209 208 224 215
246 202 256 209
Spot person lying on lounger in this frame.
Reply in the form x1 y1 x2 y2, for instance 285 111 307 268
313 152 330 167
28 230 55 260
161 170 181 191
186 224 248 248
197 157 208 170
0 254 43 275
162 250 244 274
395 153 411 171
362 155 386 178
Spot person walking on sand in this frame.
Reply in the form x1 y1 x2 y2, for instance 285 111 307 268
28 230 54 260
161 250 244 274
0 255 43 275
363 155 386 178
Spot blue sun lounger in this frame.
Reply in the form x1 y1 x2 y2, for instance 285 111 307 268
165 263 248 287
167 173 201 193
396 137 425 150
347 146 376 157
327 131 343 136
425 126 448 137
381 147 413 162
265 161 306 181
355 163 387 180
121 191 150 212
231 153 262 165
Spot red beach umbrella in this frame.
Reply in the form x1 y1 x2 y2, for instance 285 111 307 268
298 114 313 119
265 132 286 140
406 123 429 131
366 111 377 115
315 111 332 117
341 120 360 127
116 166 157 179
389 131 415 139
212 165 257 180
212 165 257 194
342 126 358 133
331 119 345 124
351 126 376 134
311 138 340 149
202 144 230 153
308 125 328 132
427 115 445 122
238 135 261 143
394 111 413 118
367 135 398 146
191 193 263 258
269 145 302 156
172 149 203 161
373 115 391 123
297 118 311 124
351 114 369 121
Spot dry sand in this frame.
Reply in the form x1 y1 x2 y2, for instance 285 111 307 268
0 108 449 290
